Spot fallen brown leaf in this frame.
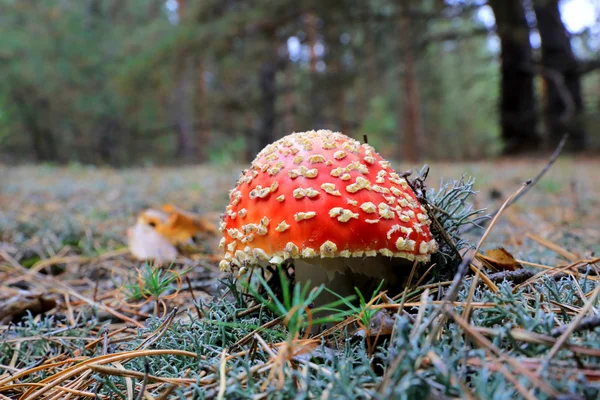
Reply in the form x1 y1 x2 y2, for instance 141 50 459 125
137 205 217 246
127 222 178 265
476 247 522 272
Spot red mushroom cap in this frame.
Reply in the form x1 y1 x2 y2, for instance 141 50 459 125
219 130 437 271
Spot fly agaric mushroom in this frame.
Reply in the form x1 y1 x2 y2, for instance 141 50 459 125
219 130 437 303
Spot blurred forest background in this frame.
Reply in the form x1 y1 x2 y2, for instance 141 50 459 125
0 0 598 166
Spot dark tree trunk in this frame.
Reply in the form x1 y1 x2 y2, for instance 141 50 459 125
173 57 195 160
148 0 164 18
306 13 324 129
258 59 277 153
11 89 58 162
489 0 539 154
194 58 210 162
257 31 279 156
534 0 586 150
283 62 296 133
324 19 347 134
96 116 121 165
398 1 424 162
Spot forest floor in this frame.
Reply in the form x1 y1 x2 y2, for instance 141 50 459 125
0 157 599 399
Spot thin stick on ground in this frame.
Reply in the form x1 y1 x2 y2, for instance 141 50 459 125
217 349 228 400
551 313 600 337
463 181 531 319
538 281 600 373
445 308 561 398
421 256 471 343
134 360 149 400
462 133 568 234
134 307 178 350
185 276 205 319
0 249 145 328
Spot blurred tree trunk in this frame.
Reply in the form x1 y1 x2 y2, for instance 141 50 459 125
325 21 347 134
195 58 210 161
257 29 278 157
306 13 318 74
424 44 443 159
364 22 378 102
96 117 121 165
398 2 424 162
148 0 164 18
283 62 296 133
489 0 539 154
12 89 58 162
534 0 586 150
171 0 196 160
173 57 196 160
353 75 366 133
306 13 324 128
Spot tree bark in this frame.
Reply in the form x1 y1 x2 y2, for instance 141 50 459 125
398 1 424 162
96 116 120 165
283 62 296 133
306 13 318 74
11 89 58 162
306 13 324 129
258 58 277 153
325 20 347 134
534 0 586 150
489 0 539 154
195 58 210 161
256 30 279 158
173 57 195 160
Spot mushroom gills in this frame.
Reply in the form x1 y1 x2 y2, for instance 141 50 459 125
294 256 414 321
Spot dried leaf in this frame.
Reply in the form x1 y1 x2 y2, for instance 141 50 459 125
138 204 216 245
477 247 522 272
127 222 178 265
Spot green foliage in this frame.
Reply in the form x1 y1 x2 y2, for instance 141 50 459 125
2 0 583 165
124 263 182 302
538 178 563 194
359 96 397 158
247 270 353 334
208 135 247 165
0 313 99 367
419 166 488 269
327 280 386 328
6 274 600 398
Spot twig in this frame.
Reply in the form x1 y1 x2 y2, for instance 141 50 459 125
134 360 149 400
405 168 463 262
155 384 177 400
423 256 472 343
487 270 536 285
216 349 228 400
539 282 600 372
473 181 531 257
185 276 205 319
102 327 109 355
0 249 145 328
462 134 568 234
551 313 600 337
463 181 531 319
234 304 262 319
445 308 561 398
230 316 284 351
134 307 178 351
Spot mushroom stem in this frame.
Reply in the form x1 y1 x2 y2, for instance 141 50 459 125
294 256 414 322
